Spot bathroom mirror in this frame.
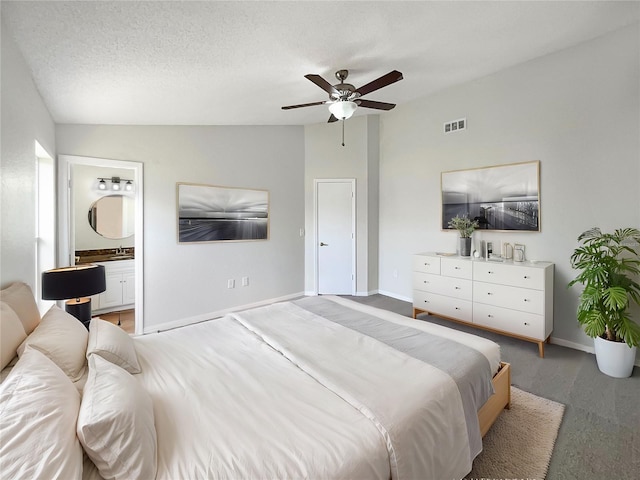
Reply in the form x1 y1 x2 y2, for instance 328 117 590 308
88 195 135 239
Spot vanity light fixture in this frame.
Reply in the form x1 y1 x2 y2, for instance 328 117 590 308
96 177 134 192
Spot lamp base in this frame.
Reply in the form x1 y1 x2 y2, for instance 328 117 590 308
65 298 93 329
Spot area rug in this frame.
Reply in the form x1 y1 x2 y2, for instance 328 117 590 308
466 387 565 480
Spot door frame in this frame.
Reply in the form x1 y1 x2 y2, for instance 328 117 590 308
58 154 144 335
313 178 356 296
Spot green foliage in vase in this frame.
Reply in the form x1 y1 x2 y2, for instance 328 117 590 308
568 227 640 348
447 214 479 238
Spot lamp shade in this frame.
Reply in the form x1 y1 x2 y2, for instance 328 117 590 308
42 264 106 300
328 101 357 120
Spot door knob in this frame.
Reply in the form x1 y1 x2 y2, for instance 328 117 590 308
320 242 329 246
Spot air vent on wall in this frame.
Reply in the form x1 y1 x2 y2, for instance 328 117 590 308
444 118 466 134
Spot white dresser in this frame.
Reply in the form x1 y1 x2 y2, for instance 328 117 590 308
412 252 554 357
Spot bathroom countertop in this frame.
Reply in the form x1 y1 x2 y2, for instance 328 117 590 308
76 248 134 264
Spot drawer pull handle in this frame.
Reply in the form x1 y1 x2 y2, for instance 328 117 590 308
423 300 429 303
487 314 493 318
423 280 429 284
524 322 530 326
487 292 493 295
424 263 430 266
524 298 529 302
454 266 461 270
455 286 461 290
523 275 529 279
488 271 494 274
455 307 460 310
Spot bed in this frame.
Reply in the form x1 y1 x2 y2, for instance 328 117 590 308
1 282 510 480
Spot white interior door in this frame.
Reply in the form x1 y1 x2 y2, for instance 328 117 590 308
316 180 355 295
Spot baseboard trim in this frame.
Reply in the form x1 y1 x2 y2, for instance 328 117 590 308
550 337 640 367
304 291 378 297
142 291 305 334
549 337 594 354
377 289 412 303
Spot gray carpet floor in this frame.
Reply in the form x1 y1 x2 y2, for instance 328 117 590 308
344 294 640 480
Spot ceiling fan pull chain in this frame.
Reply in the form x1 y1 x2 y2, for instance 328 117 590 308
342 119 346 147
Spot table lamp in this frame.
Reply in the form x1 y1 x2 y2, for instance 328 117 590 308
42 264 106 328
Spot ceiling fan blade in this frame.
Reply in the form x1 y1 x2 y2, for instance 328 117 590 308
305 74 339 96
328 114 339 123
356 99 396 111
281 101 327 110
355 70 403 97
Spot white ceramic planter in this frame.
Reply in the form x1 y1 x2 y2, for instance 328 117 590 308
594 336 637 378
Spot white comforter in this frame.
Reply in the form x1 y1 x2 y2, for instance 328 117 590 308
133 314 391 479
82 296 500 479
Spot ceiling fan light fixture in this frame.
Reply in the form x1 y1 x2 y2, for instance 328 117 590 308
328 101 357 120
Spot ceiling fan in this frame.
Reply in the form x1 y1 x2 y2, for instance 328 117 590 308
282 69 404 123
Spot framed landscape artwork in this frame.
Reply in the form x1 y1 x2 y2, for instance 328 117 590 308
441 161 540 232
177 183 269 243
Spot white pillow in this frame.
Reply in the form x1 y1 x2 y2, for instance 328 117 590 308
1 302 27 370
77 355 157 480
87 318 141 374
0 348 83 479
0 282 40 334
17 305 88 382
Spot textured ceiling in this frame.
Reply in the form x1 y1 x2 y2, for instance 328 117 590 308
2 1 638 126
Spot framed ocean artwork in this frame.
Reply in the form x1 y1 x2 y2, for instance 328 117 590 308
177 183 269 243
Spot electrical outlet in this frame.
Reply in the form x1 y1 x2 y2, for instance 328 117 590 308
444 117 466 134
227 279 235 289
241 276 249 287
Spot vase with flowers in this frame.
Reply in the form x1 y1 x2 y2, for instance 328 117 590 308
448 214 479 257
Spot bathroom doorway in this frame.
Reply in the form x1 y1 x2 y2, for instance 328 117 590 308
58 155 144 334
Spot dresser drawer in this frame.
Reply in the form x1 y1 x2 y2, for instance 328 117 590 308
413 272 472 301
473 303 545 340
473 262 545 290
473 282 544 315
441 257 472 280
413 290 472 322
413 255 441 274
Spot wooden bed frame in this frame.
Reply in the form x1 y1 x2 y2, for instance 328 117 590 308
479 361 511 437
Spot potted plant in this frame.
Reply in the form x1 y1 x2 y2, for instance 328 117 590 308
448 214 479 257
568 227 640 378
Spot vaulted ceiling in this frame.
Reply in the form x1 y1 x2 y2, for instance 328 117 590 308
2 1 638 125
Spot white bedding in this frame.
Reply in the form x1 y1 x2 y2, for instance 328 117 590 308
133 315 391 479
106 296 500 480
1 295 502 480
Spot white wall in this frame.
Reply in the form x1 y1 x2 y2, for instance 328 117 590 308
0 19 56 289
73 165 135 251
56 125 305 329
304 115 379 295
378 24 640 352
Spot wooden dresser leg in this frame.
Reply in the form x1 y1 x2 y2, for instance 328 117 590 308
412 308 418 319
538 341 545 358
